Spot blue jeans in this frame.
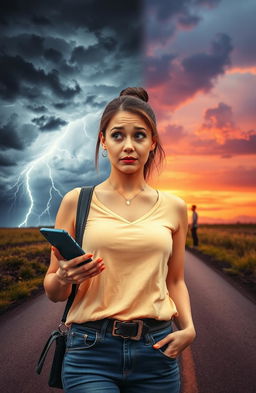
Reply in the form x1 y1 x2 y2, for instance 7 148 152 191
62 319 181 393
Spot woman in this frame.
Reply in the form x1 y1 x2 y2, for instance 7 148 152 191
44 87 196 393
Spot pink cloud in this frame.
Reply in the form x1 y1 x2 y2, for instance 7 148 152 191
146 34 233 111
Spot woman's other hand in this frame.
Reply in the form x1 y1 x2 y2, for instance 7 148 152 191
52 246 106 285
153 327 196 358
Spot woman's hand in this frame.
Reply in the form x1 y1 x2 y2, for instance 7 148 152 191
52 246 105 285
153 327 196 358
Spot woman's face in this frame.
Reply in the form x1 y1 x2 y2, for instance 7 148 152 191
100 111 156 175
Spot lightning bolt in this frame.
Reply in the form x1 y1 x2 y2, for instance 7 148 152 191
9 123 73 227
9 110 101 227
38 162 63 224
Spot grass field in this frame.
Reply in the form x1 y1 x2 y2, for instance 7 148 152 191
186 224 256 280
0 224 255 313
0 228 51 313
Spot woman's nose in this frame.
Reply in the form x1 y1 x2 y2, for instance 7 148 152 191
123 137 134 150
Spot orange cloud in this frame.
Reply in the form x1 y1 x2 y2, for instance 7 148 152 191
227 67 256 75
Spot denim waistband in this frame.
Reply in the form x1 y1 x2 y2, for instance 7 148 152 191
71 318 172 339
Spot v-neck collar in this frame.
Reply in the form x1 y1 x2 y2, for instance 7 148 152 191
93 189 161 224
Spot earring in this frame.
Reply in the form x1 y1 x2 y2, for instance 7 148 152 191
102 149 108 157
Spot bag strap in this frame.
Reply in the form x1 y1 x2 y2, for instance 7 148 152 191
75 185 96 246
60 185 96 323
36 330 61 374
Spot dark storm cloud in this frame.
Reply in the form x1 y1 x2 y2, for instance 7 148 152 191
0 153 16 166
1 34 72 75
17 34 45 58
32 115 67 131
0 114 25 150
0 54 81 101
147 0 193 22
70 37 119 68
146 33 233 108
0 0 142 114
147 0 221 21
56 0 142 34
84 95 107 109
118 25 142 55
177 13 201 28
53 102 69 109
44 48 63 63
70 44 107 65
0 114 38 150
1 0 142 34
145 0 221 45
145 54 175 86
0 0 143 226
27 104 48 113
181 33 233 88
195 0 221 7
31 15 51 26
70 37 118 68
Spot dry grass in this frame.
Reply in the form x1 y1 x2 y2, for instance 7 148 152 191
186 224 256 280
0 228 51 313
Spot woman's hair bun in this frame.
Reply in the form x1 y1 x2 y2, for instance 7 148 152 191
119 87 149 102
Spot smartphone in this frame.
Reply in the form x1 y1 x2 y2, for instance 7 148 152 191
40 228 92 266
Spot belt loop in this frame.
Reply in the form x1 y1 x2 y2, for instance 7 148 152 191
99 318 110 340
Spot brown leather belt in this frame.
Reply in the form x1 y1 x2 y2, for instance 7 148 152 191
76 318 172 341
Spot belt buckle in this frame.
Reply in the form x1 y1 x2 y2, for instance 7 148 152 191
112 319 144 341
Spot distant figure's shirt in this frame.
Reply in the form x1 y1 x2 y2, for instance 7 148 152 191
192 211 198 228
66 190 182 324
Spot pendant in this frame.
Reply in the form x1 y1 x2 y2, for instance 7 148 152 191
126 200 131 205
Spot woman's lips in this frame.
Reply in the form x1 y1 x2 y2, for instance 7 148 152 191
121 159 137 163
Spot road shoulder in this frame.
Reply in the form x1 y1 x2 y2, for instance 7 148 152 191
186 246 256 304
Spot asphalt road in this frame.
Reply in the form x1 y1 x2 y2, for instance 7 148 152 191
0 251 255 393
182 251 256 393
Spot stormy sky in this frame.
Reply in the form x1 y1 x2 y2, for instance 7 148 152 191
1 0 256 226
0 0 143 227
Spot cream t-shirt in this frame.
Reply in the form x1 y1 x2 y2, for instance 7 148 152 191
66 189 181 324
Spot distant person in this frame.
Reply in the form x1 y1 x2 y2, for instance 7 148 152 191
191 205 199 247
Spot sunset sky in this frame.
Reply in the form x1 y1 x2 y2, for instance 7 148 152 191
0 0 255 227
144 0 256 224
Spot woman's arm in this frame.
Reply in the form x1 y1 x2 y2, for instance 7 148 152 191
153 198 196 357
43 188 80 302
166 199 195 334
43 188 105 303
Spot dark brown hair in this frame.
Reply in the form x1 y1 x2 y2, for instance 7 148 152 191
94 87 166 180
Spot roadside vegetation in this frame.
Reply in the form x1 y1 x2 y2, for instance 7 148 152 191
0 228 50 314
186 224 256 287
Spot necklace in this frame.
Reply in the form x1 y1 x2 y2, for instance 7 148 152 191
108 180 145 205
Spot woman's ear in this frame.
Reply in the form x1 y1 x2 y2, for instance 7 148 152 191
150 136 157 151
100 131 106 147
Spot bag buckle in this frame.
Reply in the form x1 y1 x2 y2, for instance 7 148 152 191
58 322 69 335
112 319 144 341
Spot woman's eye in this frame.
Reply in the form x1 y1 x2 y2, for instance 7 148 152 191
111 132 146 140
111 132 122 139
136 132 147 139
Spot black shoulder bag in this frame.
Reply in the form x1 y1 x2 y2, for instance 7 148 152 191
36 185 95 389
